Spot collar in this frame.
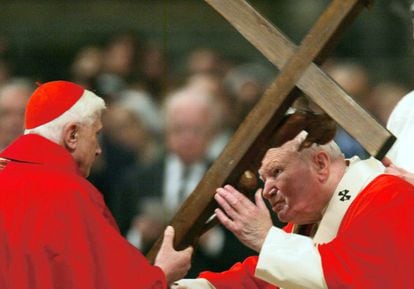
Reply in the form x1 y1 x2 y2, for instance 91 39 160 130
166 153 208 172
163 153 208 213
312 156 385 245
0 134 80 175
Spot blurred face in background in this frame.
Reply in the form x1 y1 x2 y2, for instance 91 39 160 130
0 85 31 148
165 99 213 165
103 105 148 153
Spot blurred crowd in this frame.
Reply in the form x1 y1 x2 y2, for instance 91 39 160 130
0 30 410 276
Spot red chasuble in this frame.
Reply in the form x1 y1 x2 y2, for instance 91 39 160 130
199 174 414 289
0 134 166 289
319 174 414 288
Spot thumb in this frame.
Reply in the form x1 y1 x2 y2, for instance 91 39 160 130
162 225 175 247
181 245 194 255
255 189 267 209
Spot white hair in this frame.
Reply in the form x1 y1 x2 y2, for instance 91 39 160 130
162 86 222 130
24 90 106 143
290 130 344 161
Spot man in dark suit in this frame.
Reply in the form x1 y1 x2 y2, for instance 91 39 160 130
114 85 256 277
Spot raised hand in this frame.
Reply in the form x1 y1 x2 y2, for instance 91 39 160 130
214 185 273 252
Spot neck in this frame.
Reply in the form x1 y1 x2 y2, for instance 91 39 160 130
325 157 347 201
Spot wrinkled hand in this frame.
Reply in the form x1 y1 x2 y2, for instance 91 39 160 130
154 226 193 285
214 185 273 252
382 157 414 185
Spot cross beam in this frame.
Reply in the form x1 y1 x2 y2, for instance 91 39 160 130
206 0 393 157
147 0 394 262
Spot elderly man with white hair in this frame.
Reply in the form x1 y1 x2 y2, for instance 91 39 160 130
175 129 414 289
0 80 193 289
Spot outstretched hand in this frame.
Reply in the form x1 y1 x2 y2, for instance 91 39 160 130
382 157 414 185
214 185 273 252
154 226 193 285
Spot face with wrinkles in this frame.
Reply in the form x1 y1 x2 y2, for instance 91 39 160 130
258 142 328 224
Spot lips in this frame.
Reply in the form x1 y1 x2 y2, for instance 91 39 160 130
265 188 286 211
269 194 285 211
272 200 285 212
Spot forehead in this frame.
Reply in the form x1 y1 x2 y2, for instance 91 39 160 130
168 102 209 122
85 116 103 132
259 146 296 175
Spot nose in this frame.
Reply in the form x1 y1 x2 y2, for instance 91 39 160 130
262 180 276 200
96 144 102 156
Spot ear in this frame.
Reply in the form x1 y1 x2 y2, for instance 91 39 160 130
312 151 330 183
62 122 80 152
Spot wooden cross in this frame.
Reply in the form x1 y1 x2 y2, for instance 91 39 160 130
147 0 395 262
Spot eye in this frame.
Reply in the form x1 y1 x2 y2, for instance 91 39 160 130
272 168 282 177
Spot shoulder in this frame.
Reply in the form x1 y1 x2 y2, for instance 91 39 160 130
345 174 414 222
361 174 414 200
18 163 105 210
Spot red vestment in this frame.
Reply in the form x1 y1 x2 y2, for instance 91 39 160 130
199 174 414 288
0 134 166 289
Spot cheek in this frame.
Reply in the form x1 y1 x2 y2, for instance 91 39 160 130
278 177 305 206
92 138 100 154
276 176 294 195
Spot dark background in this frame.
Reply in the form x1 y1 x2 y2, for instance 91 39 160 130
0 0 413 86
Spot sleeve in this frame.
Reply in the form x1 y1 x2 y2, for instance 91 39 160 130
193 224 296 289
198 256 278 289
174 278 216 289
255 227 327 289
32 188 167 289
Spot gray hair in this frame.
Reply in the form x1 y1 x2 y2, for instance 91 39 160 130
290 130 344 161
162 86 222 131
24 90 106 143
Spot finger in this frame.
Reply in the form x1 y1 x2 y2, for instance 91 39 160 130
181 245 194 255
226 185 257 211
215 191 239 220
215 208 235 231
382 157 392 167
217 186 239 207
255 189 267 210
218 185 251 211
161 225 174 248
